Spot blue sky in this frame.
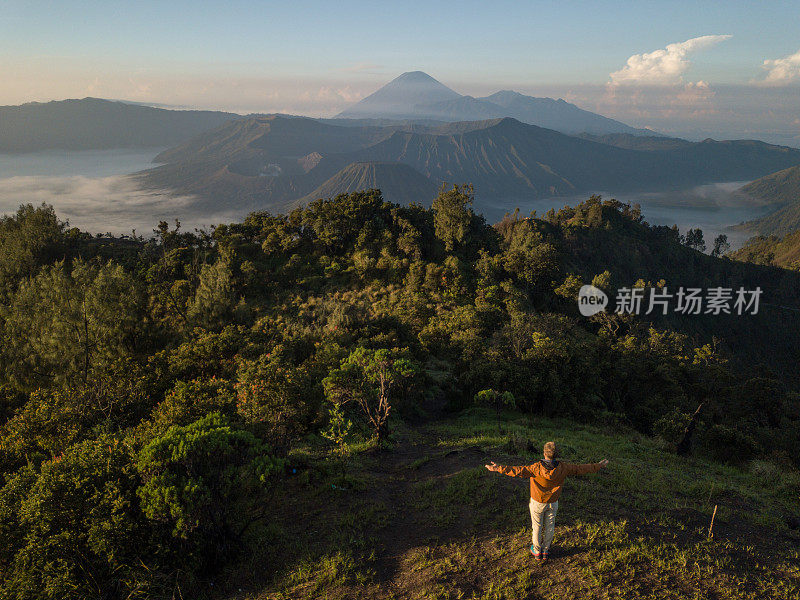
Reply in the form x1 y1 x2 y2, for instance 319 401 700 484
2 1 800 143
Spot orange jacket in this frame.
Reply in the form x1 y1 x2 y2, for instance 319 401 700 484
497 460 603 503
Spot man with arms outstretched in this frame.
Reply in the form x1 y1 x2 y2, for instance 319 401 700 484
485 441 608 561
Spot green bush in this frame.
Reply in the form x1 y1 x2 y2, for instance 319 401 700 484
149 377 237 430
701 424 760 463
0 363 152 473
136 413 283 571
235 348 318 450
0 438 149 600
653 407 693 447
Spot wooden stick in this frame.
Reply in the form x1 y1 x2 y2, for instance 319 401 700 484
708 504 718 539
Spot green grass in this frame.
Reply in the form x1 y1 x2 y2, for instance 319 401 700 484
223 407 800 600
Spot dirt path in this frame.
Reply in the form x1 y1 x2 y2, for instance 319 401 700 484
242 417 800 600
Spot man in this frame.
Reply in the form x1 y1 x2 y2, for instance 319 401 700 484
485 441 609 561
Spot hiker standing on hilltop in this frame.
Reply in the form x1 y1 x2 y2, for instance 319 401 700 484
485 442 608 561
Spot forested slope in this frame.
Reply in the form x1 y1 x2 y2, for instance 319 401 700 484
729 230 800 269
0 190 798 599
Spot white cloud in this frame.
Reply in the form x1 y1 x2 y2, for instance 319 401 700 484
761 48 800 83
610 35 732 85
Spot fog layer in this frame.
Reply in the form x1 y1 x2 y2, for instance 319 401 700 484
0 150 769 246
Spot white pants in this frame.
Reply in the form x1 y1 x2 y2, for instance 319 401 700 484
529 498 558 554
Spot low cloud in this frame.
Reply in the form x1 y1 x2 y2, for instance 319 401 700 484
0 175 241 235
310 85 363 103
610 35 732 86
0 58 377 116
760 48 800 84
341 62 384 74
600 80 718 123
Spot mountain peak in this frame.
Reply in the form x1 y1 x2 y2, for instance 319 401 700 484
395 71 438 81
336 73 649 136
337 71 461 119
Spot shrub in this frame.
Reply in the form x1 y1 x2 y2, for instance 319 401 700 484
149 377 237 430
701 424 760 463
136 413 283 571
653 407 694 447
0 438 149 600
0 362 152 473
235 349 318 451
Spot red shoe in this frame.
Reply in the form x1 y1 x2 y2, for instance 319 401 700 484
530 545 542 560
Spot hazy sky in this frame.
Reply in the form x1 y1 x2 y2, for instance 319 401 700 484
3 1 800 143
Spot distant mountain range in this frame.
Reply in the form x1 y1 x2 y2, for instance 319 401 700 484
6 81 800 228
0 73 651 155
735 165 800 236
0 98 238 153
336 71 655 136
135 114 800 218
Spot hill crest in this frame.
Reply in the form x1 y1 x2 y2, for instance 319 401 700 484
0 97 238 153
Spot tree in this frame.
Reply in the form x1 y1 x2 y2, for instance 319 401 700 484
474 388 516 430
499 218 559 297
302 189 386 254
0 203 68 299
188 258 237 329
432 184 474 252
684 228 706 252
711 234 731 258
1 259 142 388
323 347 420 443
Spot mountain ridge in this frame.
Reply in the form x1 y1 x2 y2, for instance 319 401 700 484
734 165 800 235
136 114 800 218
296 161 439 207
336 71 655 136
0 97 239 153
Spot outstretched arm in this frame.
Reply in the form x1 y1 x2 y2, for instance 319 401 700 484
485 461 537 477
564 459 609 476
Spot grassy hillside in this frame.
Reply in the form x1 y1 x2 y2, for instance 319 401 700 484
153 115 390 165
231 408 800 600
741 164 800 206
736 165 800 236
